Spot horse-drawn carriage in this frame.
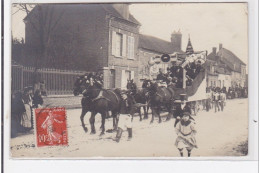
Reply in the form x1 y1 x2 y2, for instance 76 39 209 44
126 51 208 122
73 51 207 134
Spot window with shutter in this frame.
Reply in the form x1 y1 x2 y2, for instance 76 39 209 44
112 31 117 56
121 70 127 89
130 71 135 80
128 36 135 59
115 33 123 57
125 70 131 80
122 34 127 57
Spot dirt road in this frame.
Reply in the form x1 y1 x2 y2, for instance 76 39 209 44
10 99 248 158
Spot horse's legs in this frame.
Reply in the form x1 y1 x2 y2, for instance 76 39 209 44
157 107 162 123
80 108 88 133
147 106 150 118
99 113 104 130
115 113 119 130
112 113 116 130
138 107 142 121
89 112 97 134
112 111 118 131
150 107 156 124
143 106 148 119
100 111 107 136
165 104 173 121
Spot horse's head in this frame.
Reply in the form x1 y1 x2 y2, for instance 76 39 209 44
145 81 158 96
142 79 152 89
127 80 137 94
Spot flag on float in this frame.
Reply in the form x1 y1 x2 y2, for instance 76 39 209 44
186 35 194 55
182 51 207 68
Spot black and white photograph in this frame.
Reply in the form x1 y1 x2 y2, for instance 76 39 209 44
9 2 250 158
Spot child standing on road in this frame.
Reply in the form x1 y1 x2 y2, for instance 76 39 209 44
113 90 136 143
175 112 197 157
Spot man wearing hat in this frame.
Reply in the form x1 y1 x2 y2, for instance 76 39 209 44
175 64 184 88
113 90 136 143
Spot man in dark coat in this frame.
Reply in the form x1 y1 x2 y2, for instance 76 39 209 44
174 101 194 127
170 61 178 77
174 66 183 88
94 72 104 89
156 68 167 82
32 90 43 108
11 91 26 137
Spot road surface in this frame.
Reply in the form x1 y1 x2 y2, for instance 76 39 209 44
10 99 248 158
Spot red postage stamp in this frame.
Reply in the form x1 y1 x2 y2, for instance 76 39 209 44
35 107 68 147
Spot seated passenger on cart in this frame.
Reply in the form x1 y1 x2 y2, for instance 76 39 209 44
156 68 168 87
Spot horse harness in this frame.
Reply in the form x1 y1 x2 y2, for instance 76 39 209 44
154 87 174 101
91 90 111 103
107 90 120 104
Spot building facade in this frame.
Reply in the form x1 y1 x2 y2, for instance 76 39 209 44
206 44 246 88
217 44 247 87
23 4 140 89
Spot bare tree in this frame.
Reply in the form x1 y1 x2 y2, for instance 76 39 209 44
12 4 35 15
13 4 65 86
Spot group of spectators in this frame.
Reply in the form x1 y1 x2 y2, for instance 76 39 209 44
206 88 226 113
205 85 248 113
156 60 204 88
11 86 44 138
227 86 248 99
83 71 104 89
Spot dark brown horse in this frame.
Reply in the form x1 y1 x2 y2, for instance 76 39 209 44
73 74 122 135
147 82 175 123
126 79 150 121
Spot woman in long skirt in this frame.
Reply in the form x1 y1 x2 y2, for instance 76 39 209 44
21 87 33 131
175 112 197 157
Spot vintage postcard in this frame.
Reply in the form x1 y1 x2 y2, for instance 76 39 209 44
10 2 249 158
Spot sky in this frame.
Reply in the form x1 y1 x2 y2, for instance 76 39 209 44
12 3 248 65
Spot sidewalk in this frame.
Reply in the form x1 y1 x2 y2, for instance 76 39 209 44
42 95 82 109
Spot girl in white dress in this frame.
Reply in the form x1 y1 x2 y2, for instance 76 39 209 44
175 112 197 157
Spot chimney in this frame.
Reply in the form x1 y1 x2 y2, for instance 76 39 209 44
219 43 223 50
112 4 129 20
171 30 182 51
212 47 217 54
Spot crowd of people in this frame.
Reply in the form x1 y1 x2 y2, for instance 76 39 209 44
205 88 226 113
227 86 248 99
11 86 44 138
205 85 248 113
156 60 204 88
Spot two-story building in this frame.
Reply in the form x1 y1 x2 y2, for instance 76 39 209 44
23 4 141 89
217 44 247 87
206 44 246 88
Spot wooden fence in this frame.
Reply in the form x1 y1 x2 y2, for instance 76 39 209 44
12 64 88 95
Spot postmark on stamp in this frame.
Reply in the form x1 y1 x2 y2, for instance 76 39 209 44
35 107 68 147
